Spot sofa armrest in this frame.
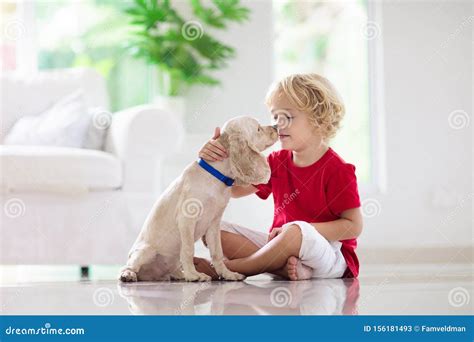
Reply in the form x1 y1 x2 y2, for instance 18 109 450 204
104 104 184 192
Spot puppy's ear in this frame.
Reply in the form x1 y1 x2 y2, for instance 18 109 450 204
222 133 271 186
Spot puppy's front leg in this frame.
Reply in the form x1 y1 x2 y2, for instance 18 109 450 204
205 227 245 281
178 217 211 282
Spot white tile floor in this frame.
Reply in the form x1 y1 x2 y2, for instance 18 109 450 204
0 264 472 315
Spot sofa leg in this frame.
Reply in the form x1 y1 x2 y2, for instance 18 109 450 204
80 265 90 280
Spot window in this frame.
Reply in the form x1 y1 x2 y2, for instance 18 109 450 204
273 0 374 186
1 0 152 112
1 1 19 71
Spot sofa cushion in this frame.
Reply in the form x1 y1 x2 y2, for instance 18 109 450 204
0 146 122 193
1 68 109 143
4 89 93 148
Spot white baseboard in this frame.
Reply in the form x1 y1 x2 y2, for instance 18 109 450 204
358 245 473 264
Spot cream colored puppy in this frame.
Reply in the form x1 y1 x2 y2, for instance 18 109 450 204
119 116 278 282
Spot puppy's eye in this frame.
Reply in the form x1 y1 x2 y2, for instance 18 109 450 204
258 126 261 132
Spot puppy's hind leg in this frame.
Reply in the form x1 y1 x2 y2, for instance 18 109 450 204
119 245 156 282
170 265 185 281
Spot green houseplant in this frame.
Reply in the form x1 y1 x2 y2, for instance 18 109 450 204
123 0 250 97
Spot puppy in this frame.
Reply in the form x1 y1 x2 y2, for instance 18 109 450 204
119 116 278 282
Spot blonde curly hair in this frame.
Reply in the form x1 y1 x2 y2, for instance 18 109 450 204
265 73 345 140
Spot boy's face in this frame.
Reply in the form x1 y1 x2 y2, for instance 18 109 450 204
268 92 324 152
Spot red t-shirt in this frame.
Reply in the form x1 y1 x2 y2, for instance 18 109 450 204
253 147 361 278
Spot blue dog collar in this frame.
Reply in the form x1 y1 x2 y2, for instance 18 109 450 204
197 158 235 187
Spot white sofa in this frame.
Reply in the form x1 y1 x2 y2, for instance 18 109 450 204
0 68 184 269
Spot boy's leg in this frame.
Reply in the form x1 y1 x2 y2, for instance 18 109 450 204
221 231 299 279
224 224 303 276
195 231 260 279
197 230 296 279
221 231 260 259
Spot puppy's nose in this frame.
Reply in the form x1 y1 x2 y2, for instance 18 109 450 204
271 124 278 131
270 125 279 139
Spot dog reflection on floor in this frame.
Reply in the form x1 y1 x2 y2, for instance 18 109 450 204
117 278 360 315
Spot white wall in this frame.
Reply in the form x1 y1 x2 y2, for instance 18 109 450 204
364 0 472 248
184 0 274 134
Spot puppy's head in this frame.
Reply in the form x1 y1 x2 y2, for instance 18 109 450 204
218 116 278 186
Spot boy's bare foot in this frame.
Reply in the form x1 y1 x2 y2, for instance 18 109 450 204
285 256 313 281
193 257 220 280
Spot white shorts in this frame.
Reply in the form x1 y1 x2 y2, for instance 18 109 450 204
220 220 347 279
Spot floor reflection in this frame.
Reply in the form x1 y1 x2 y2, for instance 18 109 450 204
1 264 471 315
117 278 360 315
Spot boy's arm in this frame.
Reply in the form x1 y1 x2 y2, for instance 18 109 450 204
231 185 258 198
309 207 363 241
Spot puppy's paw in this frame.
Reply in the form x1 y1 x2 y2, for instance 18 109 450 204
184 271 212 282
170 271 184 281
220 270 246 281
119 269 138 282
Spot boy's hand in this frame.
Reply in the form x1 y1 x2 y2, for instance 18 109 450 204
198 127 228 162
267 227 283 242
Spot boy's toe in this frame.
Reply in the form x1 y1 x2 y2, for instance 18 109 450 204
286 257 299 280
288 256 298 267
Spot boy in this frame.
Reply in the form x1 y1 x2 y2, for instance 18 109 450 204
197 73 363 280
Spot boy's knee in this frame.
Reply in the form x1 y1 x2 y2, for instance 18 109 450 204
220 231 236 251
202 230 232 247
220 230 233 243
282 224 301 237
280 224 303 252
